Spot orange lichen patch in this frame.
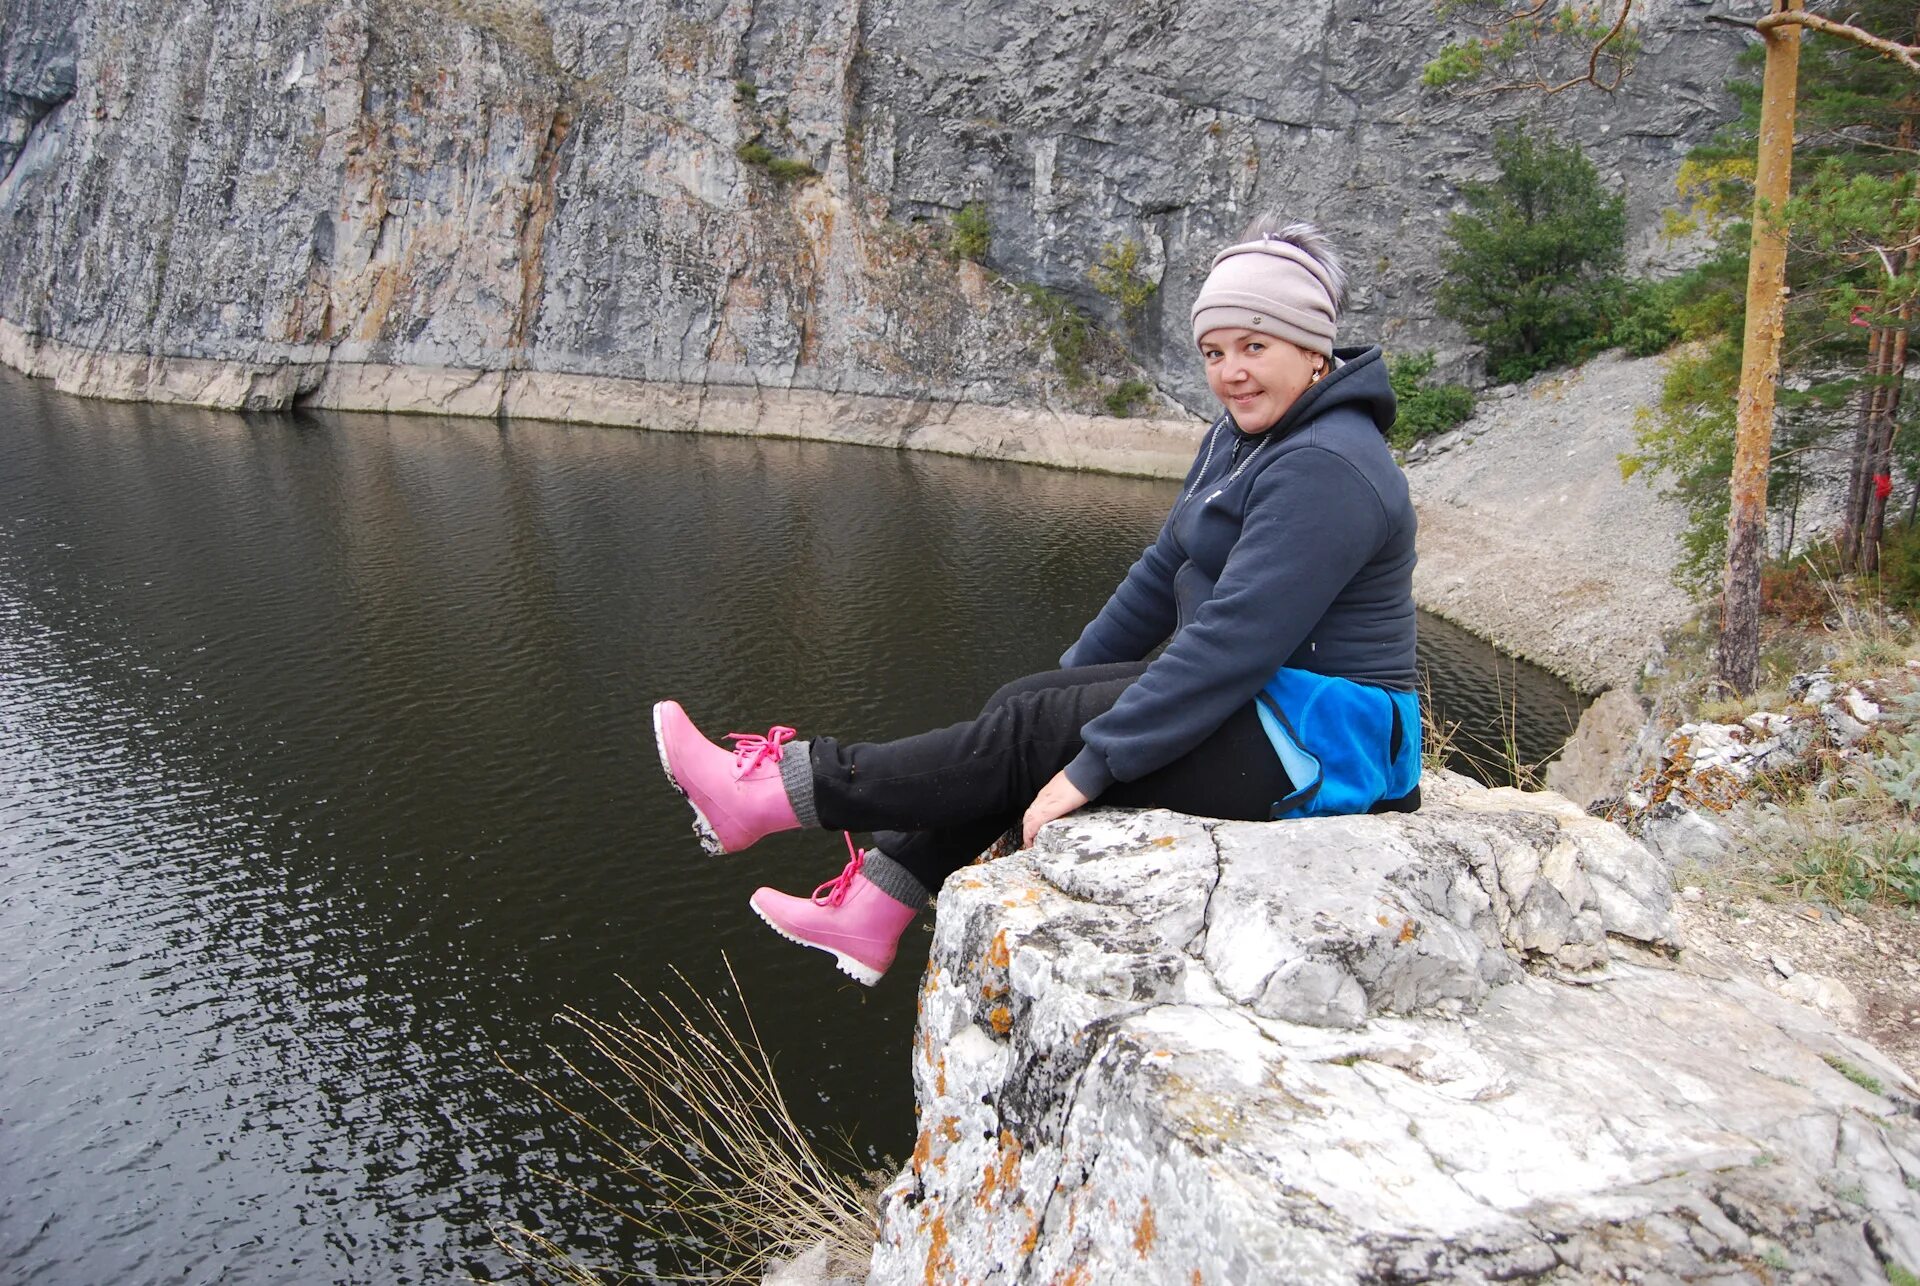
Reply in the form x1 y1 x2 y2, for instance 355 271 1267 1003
938 1115 962 1143
995 1131 1022 1193
911 1127 932 1177
987 930 1011 969
1398 919 1420 944
1054 1265 1091 1286
1001 887 1041 906
988 1005 1013 1036
1148 835 1177 848
981 981 1008 1001
925 1212 951 1286
1376 914 1391 927
1020 1219 1041 1256
1191 1272 1205 1286
1132 1198 1157 1257
936 1058 947 1097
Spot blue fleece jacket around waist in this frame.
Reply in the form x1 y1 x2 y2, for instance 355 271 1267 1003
1058 345 1418 798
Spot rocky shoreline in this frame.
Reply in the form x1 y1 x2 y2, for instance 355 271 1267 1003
0 318 1208 480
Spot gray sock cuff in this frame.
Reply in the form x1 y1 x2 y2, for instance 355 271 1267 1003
779 741 820 830
860 849 932 909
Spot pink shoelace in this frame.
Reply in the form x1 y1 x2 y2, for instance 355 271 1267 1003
812 831 866 908
724 724 796 779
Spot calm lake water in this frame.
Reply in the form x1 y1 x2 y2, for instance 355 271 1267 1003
0 368 1581 1282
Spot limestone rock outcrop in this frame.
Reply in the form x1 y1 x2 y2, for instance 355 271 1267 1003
870 774 1920 1284
2 0 1748 424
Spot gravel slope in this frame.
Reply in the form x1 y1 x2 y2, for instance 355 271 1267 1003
1407 351 1697 694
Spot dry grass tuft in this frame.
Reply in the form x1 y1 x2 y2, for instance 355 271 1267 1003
494 961 879 1283
1419 665 1554 789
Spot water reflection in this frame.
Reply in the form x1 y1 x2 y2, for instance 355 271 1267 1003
0 368 1580 1282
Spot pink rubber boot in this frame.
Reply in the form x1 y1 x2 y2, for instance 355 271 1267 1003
750 836 920 986
652 699 802 854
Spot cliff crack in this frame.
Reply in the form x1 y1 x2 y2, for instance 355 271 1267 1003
507 95 575 357
1187 821 1225 960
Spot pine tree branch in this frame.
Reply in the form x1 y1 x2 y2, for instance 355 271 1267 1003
1755 9 1920 76
1439 0 1637 97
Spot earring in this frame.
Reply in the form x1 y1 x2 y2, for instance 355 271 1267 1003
1310 362 1327 384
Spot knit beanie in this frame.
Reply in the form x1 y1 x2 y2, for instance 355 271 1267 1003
1189 238 1339 356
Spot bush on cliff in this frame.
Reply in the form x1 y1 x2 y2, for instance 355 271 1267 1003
735 138 816 183
949 202 991 263
1088 238 1156 324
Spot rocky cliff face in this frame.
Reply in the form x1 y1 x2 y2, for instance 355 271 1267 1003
871 776 1920 1284
0 0 1745 420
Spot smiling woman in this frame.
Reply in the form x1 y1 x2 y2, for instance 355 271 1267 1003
652 218 1422 990
1200 328 1325 434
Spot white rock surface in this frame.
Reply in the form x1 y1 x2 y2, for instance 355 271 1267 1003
1637 803 1734 865
867 778 1920 1285
1779 973 1865 1028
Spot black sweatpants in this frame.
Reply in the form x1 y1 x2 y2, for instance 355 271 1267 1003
805 661 1296 894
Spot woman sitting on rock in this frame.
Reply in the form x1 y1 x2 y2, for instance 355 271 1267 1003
653 218 1421 986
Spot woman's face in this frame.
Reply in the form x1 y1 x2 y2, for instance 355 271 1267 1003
1199 328 1323 434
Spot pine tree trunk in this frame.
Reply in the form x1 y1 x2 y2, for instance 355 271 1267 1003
1855 87 1919 572
1841 327 1890 568
1862 317 1911 574
1721 0 1803 695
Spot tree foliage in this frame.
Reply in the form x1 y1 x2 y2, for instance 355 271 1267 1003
1436 127 1628 382
1424 0 1640 95
1627 6 1920 583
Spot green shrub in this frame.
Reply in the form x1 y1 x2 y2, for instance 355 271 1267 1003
1386 351 1476 448
733 77 758 104
1019 285 1093 387
1880 520 1920 612
1785 826 1920 908
735 139 815 183
1607 278 1684 357
1103 379 1154 417
949 202 991 263
1871 729 1920 813
1088 238 1156 322
1437 127 1627 382
764 156 817 181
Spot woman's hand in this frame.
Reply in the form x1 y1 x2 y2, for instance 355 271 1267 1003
1022 771 1092 847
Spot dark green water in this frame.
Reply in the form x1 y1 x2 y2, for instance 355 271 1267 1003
0 368 1580 1282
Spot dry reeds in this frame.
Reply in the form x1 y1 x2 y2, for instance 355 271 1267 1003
494 961 878 1284
1419 663 1556 789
